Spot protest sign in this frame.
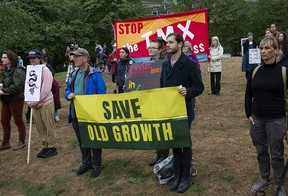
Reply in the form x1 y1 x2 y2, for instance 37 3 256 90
24 65 42 102
249 48 261 64
125 59 165 92
74 87 191 150
114 8 209 62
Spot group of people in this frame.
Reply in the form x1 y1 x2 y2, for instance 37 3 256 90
0 49 58 158
2 26 288 195
62 33 204 193
243 23 288 196
242 23 288 79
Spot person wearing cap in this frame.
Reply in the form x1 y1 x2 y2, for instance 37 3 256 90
65 48 106 178
208 36 224 96
0 51 26 150
108 43 118 93
241 32 258 79
26 49 58 158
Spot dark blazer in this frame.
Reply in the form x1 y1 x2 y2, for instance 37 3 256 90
160 53 204 123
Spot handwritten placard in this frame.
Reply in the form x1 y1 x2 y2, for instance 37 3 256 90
24 65 42 101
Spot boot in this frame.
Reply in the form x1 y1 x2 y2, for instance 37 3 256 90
149 149 169 166
177 164 192 193
169 163 182 191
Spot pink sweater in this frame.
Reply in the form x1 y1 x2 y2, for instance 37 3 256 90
27 65 53 108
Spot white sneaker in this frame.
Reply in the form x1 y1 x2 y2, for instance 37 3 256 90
251 179 271 193
55 116 60 122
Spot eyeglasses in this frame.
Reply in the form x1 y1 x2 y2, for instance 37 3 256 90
148 47 160 50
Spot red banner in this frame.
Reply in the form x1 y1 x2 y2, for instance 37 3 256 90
114 8 209 62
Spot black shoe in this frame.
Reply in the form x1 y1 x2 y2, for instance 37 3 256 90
91 166 101 178
39 148 58 158
177 176 192 193
76 165 91 176
169 175 181 191
149 154 160 166
37 148 47 158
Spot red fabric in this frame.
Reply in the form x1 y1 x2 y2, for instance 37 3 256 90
108 52 118 75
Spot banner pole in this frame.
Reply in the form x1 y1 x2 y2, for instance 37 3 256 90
27 108 33 164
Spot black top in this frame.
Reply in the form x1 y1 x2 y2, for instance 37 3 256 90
245 63 288 119
160 53 204 123
243 40 258 55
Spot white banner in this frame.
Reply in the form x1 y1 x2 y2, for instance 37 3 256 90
24 65 42 101
249 48 261 64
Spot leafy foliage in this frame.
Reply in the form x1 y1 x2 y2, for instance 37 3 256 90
1 0 288 69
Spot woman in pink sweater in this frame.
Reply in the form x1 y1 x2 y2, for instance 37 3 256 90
26 49 57 158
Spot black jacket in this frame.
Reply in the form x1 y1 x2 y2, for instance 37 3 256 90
160 53 204 123
243 40 258 55
115 58 133 87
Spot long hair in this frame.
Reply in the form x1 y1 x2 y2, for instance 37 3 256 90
260 36 283 63
279 31 288 44
2 51 18 68
210 36 221 48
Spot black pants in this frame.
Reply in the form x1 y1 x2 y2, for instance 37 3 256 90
173 121 192 167
210 72 221 94
72 118 102 167
118 86 124 93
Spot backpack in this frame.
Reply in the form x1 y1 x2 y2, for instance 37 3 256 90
153 155 175 184
252 66 288 111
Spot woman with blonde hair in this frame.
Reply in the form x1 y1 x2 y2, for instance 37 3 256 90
245 36 286 195
208 36 224 95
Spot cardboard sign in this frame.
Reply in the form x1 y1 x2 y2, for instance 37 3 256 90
24 65 42 101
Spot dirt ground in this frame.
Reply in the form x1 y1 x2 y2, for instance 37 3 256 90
0 57 286 195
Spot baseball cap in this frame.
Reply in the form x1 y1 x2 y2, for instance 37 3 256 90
70 48 90 57
247 32 254 36
28 49 43 59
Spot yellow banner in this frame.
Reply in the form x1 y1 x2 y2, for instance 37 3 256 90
73 87 191 149
74 87 187 123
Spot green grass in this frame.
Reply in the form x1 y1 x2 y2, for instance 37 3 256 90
68 139 78 149
55 71 67 78
219 173 235 182
191 183 203 192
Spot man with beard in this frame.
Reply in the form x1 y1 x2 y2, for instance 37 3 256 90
160 33 204 193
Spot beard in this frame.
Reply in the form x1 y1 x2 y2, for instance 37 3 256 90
167 47 179 55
